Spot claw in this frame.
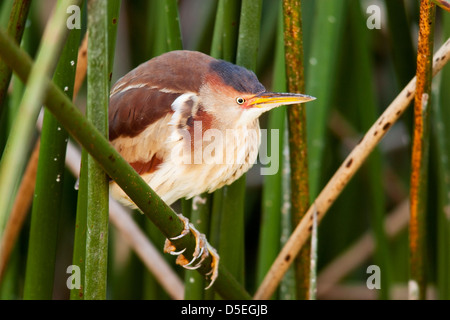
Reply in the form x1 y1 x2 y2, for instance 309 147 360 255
204 243 219 290
163 213 220 289
163 241 186 256
169 214 190 241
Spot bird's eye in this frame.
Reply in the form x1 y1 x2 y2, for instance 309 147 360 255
236 97 246 105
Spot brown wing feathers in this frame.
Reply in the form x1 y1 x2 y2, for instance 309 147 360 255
109 51 213 140
129 157 163 176
109 88 179 141
108 51 213 175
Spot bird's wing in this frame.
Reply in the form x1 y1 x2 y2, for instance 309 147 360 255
109 84 177 175
108 51 213 175
109 86 205 176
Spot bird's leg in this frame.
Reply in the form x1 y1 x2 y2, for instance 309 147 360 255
163 213 219 289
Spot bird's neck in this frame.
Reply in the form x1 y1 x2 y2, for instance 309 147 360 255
203 107 261 133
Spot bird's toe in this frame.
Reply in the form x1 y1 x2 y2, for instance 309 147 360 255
163 213 220 289
204 242 219 290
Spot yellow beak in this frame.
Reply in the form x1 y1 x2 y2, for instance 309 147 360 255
249 92 316 108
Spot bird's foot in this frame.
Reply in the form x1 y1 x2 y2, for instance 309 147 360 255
164 213 219 289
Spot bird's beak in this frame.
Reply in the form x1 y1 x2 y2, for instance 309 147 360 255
248 92 316 109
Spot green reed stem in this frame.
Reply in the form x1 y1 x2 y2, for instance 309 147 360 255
23 18 80 300
163 0 183 51
305 0 346 198
71 149 88 300
436 11 450 300
0 0 31 111
217 0 263 286
184 193 211 299
209 0 243 289
83 0 120 300
256 2 285 292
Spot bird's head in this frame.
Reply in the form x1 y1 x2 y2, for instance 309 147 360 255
198 59 315 127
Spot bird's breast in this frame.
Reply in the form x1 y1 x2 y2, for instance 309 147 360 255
111 111 262 206
172 119 262 193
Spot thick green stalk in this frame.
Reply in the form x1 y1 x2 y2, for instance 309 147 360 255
256 0 278 76
70 1 87 301
384 0 416 133
23 22 80 300
125 1 151 65
282 0 310 300
279 126 296 300
0 0 31 110
184 194 211 299
409 0 435 300
208 1 226 265
384 0 416 89
209 0 242 289
163 0 183 51
181 199 192 219
84 0 120 300
71 149 88 300
0 244 19 299
354 3 391 300
305 0 346 198
0 29 251 301
0 1 13 28
217 0 263 286
209 189 223 251
436 12 450 300
85 0 110 299
276 5 296 300
150 0 168 57
256 112 285 290
217 176 246 284
0 0 78 245
210 0 225 59
235 0 261 69
4 20 30 140
256 1 284 293
107 0 120 71
222 0 240 62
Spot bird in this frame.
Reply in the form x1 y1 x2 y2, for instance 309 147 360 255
108 50 315 288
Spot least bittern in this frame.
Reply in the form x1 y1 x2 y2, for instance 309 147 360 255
108 50 315 288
